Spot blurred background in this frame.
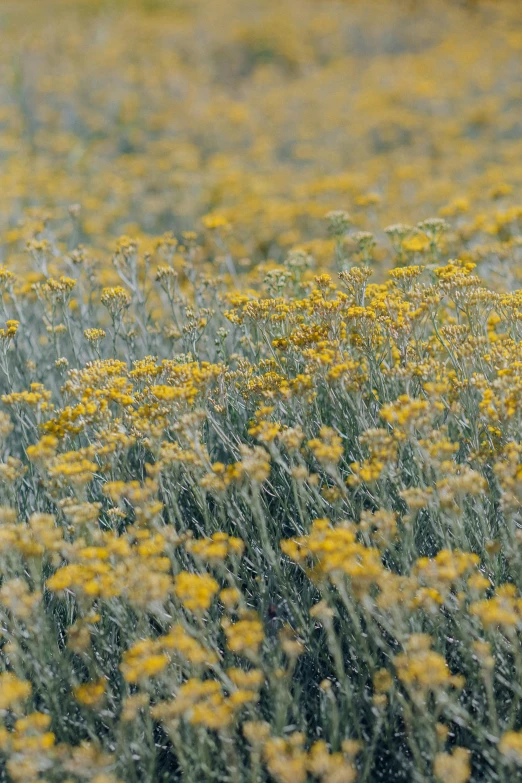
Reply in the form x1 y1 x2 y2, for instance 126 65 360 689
1 0 521 262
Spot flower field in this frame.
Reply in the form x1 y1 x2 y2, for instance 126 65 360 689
2 1 522 781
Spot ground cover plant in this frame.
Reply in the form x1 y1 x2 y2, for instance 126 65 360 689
2 0 522 781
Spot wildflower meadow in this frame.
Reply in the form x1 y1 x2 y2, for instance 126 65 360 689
2 1 522 781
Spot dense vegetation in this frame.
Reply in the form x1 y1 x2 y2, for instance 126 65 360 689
1 1 522 781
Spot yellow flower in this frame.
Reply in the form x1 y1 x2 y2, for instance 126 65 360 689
121 651 169 684
74 679 106 707
0 320 19 340
394 635 463 695
202 213 231 231
308 427 343 468
223 614 264 656
101 286 131 316
84 328 106 343
0 673 32 711
499 731 522 764
187 532 245 562
174 571 219 612
402 233 430 253
263 734 308 783
434 748 471 783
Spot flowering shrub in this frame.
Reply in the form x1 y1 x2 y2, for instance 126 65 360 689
1 1 522 782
